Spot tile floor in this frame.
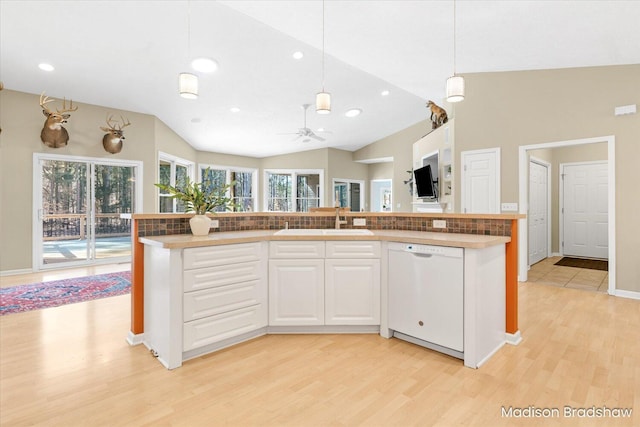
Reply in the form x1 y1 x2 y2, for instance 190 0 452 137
525 256 608 293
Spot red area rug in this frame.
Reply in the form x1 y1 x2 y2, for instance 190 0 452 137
0 271 131 315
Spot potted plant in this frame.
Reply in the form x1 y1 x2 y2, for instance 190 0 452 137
155 168 237 236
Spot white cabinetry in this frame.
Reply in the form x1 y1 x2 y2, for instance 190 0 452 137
325 241 380 325
269 258 325 325
268 240 381 329
183 243 267 352
143 242 267 369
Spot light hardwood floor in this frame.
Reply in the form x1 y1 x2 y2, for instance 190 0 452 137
1 268 638 426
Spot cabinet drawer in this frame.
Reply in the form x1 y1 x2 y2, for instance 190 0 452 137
184 242 261 270
183 304 266 351
184 280 263 322
269 241 325 258
183 261 261 292
325 241 381 258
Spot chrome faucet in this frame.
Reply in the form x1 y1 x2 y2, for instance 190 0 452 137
335 207 347 229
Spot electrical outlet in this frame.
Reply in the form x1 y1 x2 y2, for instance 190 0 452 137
353 218 366 226
433 220 447 229
501 203 518 212
210 219 220 229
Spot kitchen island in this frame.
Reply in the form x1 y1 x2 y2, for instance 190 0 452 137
139 228 510 369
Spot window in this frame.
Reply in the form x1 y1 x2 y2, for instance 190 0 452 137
265 169 323 212
158 153 194 213
332 178 365 212
200 164 258 212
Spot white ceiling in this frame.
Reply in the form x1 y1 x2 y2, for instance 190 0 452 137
1 1 638 158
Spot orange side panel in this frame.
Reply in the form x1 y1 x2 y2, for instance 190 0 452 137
505 219 518 334
131 220 144 335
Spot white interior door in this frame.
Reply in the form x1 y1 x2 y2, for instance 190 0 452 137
562 162 608 259
461 148 500 213
528 159 549 265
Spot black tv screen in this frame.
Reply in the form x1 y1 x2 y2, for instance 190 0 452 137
414 165 437 199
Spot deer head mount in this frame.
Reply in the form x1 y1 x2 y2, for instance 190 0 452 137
100 114 131 154
39 92 78 148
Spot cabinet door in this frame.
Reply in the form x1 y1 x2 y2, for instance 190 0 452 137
325 259 380 325
269 259 324 325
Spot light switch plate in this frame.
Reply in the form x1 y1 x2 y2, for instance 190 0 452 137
210 219 220 228
501 203 518 212
353 218 367 226
433 220 447 229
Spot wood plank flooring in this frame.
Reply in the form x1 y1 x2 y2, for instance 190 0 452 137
1 270 638 426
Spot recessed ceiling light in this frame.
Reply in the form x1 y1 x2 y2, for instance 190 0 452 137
292 51 304 60
230 107 240 113
381 90 390 96
38 63 54 72
345 109 362 118
317 127 324 132
190 118 202 123
191 57 218 73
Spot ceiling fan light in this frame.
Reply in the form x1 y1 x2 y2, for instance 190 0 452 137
446 75 465 103
316 91 331 114
179 72 198 99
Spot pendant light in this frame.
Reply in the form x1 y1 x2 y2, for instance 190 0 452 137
179 0 198 99
316 0 330 114
446 0 464 103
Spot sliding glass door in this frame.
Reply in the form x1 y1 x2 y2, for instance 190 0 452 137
34 154 141 269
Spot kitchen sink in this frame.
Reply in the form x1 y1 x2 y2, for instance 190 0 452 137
322 229 373 235
274 229 373 236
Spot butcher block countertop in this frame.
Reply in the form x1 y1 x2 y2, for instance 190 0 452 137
139 229 510 250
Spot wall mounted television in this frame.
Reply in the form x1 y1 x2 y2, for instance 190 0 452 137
414 164 438 199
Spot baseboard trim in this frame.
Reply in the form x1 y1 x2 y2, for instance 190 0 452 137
506 331 522 345
614 289 640 300
126 331 144 346
0 268 33 277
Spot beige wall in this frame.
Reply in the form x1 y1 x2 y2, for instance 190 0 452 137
354 119 432 211
455 64 640 292
0 89 157 271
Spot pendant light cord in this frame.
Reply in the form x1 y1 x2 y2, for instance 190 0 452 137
452 0 456 76
187 0 192 59
321 0 326 91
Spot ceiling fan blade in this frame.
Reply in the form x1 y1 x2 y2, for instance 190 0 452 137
277 132 300 135
309 133 325 142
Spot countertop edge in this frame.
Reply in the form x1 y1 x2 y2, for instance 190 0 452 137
139 230 510 250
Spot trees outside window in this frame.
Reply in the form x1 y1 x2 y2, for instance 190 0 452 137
265 169 323 212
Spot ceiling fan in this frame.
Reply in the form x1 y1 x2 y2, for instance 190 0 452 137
279 104 326 143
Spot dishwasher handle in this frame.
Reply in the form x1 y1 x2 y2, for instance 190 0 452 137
411 252 433 258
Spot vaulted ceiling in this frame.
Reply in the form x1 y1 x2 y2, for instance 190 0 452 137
1 1 638 157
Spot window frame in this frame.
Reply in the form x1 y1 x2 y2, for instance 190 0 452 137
157 152 195 213
198 163 259 212
264 169 324 212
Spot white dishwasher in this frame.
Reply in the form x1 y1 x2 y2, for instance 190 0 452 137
388 242 464 358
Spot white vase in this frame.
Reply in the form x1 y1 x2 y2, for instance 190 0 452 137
189 214 212 236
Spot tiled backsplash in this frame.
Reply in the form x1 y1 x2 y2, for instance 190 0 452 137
137 214 512 237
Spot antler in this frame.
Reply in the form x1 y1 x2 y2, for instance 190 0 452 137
118 115 131 130
39 92 54 114
57 97 78 114
100 114 117 132
101 114 131 132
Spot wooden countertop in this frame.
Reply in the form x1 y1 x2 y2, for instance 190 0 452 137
139 229 510 250
126 212 524 220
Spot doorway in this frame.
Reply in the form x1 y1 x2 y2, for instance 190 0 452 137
528 157 550 266
461 148 500 213
332 179 364 212
560 161 608 259
518 136 615 293
370 179 392 212
33 154 142 270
